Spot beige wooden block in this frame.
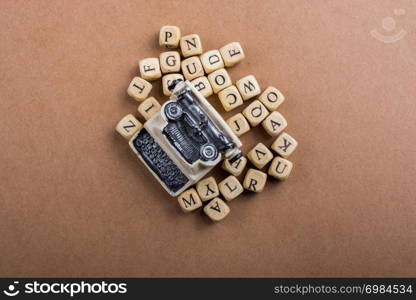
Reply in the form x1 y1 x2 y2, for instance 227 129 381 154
236 75 261 101
219 42 245 67
242 100 269 127
137 97 161 121
262 111 287 136
218 85 243 111
196 176 219 202
115 114 142 139
204 197 230 222
268 157 293 180
191 76 213 98
259 86 285 111
139 57 161 81
271 132 298 158
127 77 152 102
159 25 181 48
243 168 267 193
177 188 202 212
159 51 181 74
218 175 243 201
180 34 203 57
226 113 250 137
162 73 184 96
200 50 224 73
181 56 204 81
222 156 247 177
247 143 273 169
207 68 232 93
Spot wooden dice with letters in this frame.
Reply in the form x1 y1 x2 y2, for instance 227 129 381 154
271 132 298 158
226 113 250 137
259 86 285 111
162 73 184 96
218 175 243 201
208 68 232 93
115 114 142 139
236 75 261 100
242 100 269 127
159 51 181 74
180 34 203 57
219 42 245 67
200 50 224 73
138 97 161 121
191 76 213 98
268 157 293 180
139 58 162 81
196 176 219 202
262 111 287 136
117 26 298 222
222 156 247 177
243 168 267 193
177 188 203 212
159 25 181 48
127 77 152 102
247 143 273 169
204 197 230 222
218 85 243 112
181 56 204 81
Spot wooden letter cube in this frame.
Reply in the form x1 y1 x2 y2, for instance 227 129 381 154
180 34 203 57
236 75 261 100
159 51 181 74
115 114 142 139
262 111 287 136
242 100 269 127
247 143 273 169
200 50 224 73
127 77 152 102
159 25 181 48
204 197 230 222
268 157 293 180
138 97 161 121
243 168 267 193
181 56 204 81
196 176 219 202
177 188 202 212
139 58 161 81
226 113 250 137
219 42 245 67
162 73 184 96
218 175 243 201
218 85 243 111
191 76 213 98
259 86 285 111
222 156 247 177
271 132 298 158
208 68 232 93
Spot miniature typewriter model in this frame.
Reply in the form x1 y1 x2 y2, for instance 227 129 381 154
129 80 242 196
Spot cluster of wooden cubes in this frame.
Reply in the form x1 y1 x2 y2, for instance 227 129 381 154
116 25 297 223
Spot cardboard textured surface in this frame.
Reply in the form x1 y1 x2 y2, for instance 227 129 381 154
0 0 415 277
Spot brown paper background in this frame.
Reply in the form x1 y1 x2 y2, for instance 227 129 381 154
0 0 415 277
